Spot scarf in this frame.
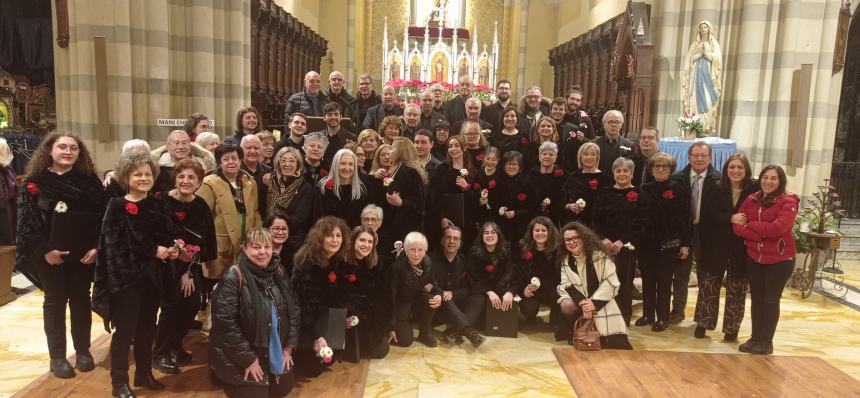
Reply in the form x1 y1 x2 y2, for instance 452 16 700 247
267 174 304 216
236 251 290 348
217 168 246 215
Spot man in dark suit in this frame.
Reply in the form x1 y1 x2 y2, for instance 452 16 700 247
324 71 357 121
631 126 660 187
444 75 473 125
313 102 356 164
351 73 381 127
363 85 402 131
418 90 445 131
669 141 720 324
430 226 485 347
481 79 515 132
591 110 634 172
284 71 329 120
451 97 493 134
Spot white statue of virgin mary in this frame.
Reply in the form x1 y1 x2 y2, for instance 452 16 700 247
682 20 722 133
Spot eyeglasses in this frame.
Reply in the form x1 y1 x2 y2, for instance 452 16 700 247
564 236 581 244
605 120 623 125
653 164 672 170
362 217 380 223
269 227 288 233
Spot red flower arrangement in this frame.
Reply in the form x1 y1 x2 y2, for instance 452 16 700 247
588 179 599 190
319 168 329 177
472 182 482 191
553 168 564 177
26 182 39 195
175 211 186 221
325 179 334 191
488 179 497 189
626 191 639 202
125 202 139 215
328 271 337 283
346 274 357 283
523 250 534 261
485 264 495 273
662 190 674 200
517 193 527 202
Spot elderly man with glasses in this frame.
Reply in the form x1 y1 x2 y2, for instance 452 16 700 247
591 110 634 172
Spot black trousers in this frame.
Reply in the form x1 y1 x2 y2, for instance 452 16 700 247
639 246 679 323
746 258 794 344
672 225 700 315
226 363 294 398
35 260 93 360
154 269 202 358
440 293 484 331
109 276 160 386
693 267 747 333
357 326 390 359
393 290 436 347
614 248 635 325
293 347 334 378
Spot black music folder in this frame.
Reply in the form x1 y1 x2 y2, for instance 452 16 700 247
485 300 519 338
299 307 347 350
49 211 101 262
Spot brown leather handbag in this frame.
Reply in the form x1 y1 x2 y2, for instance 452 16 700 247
573 314 601 351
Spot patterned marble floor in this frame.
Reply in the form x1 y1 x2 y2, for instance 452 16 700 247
2 261 860 397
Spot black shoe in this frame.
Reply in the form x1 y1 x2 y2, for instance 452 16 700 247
76 351 95 372
634 316 653 326
749 341 773 355
112 383 135 398
651 321 667 332
463 328 485 348
172 350 193 365
723 332 738 342
416 334 438 348
50 358 75 379
189 320 203 330
443 329 462 346
133 372 165 390
738 338 757 353
694 325 707 339
668 311 685 324
152 356 179 375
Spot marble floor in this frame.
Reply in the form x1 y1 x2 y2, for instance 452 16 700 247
2 261 860 397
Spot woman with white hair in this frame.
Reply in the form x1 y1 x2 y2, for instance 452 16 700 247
525 140 566 225
390 231 443 347
0 138 17 244
195 132 220 154
315 148 368 227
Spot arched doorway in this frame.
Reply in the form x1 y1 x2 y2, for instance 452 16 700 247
833 6 860 218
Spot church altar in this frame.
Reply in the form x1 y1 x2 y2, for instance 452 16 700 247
659 136 738 170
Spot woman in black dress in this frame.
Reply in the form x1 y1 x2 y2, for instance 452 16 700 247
380 139 426 245
462 121 488 168
16 132 106 379
526 141 566 226
315 148 368 227
562 142 608 227
523 116 558 171
291 216 351 378
694 154 757 341
153 159 217 373
493 151 536 253
467 222 517 316
426 135 479 250
267 147 313 253
489 106 527 156
92 152 180 397
346 226 393 359
634 152 691 332
593 157 640 326
515 216 565 339
475 146 501 226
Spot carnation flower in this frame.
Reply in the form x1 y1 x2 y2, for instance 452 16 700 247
488 179 496 189
553 168 564 177
325 179 334 190
347 315 360 327
624 242 636 251
542 198 551 206
513 295 522 302
517 193 527 201
588 179 599 190
125 202 139 215
575 198 587 209
626 191 639 202
346 274 357 283
328 271 337 283
481 189 489 199
485 264 495 273
319 346 334 363
383 177 394 187
175 211 186 220
530 277 541 289
662 190 674 200
26 182 39 195
523 250 534 261
460 169 468 177
54 201 68 213
498 206 507 216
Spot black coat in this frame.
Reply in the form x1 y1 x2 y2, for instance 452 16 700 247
562 170 610 227
474 167 500 225
160 194 218 303
488 129 528 156
638 178 692 248
699 180 759 276
466 244 516 296
363 103 402 131
16 170 106 288
593 186 641 244
315 180 368 228
267 176 314 254
592 135 634 173
430 250 470 300
285 89 329 119
443 96 468 126
355 257 395 340
291 257 346 342
425 163 479 247
324 87 357 121
391 254 443 302
493 173 537 246
380 165 424 244
209 254 300 387
513 248 561 305
526 166 567 225
350 90 382 127
673 163 721 224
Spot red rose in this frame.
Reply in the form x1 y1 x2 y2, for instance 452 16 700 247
472 182 482 190
125 202 138 215
520 136 528 145
588 179 599 190
488 179 497 189
553 168 564 177
346 274 357 283
325 179 334 190
460 271 467 279
523 250 534 261
319 168 329 177
175 211 186 220
476 153 485 162
662 190 674 200
328 271 337 283
626 191 639 202
485 264 495 273
26 182 39 195
517 193 527 202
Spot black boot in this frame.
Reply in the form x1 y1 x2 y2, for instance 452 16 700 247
133 372 165 390
50 358 75 379
443 328 463 346
112 384 135 398
463 327 485 348
172 349 193 365
152 355 179 375
416 332 438 348
694 325 706 339
749 341 773 355
76 351 95 372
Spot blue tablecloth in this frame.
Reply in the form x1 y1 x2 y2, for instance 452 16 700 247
659 137 737 171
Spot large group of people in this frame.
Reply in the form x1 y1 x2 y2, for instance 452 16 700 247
12 70 800 398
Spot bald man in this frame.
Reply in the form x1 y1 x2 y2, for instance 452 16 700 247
285 71 330 121
324 71 357 120
443 75 476 125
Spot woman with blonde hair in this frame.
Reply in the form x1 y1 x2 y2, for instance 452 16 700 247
379 138 426 251
267 146 313 253
356 129 381 172
461 121 488 167
562 142 608 226
378 115 403 145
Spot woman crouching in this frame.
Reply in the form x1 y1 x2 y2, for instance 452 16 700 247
557 222 632 349
209 228 300 398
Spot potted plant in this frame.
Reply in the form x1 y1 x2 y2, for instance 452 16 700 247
793 180 845 285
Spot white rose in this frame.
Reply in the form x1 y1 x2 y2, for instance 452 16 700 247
460 169 468 177
348 315 360 327
54 201 68 213
575 198 587 209
542 198 551 206
624 242 636 251
481 189 488 198
530 277 541 289
513 295 522 302
319 346 334 361
498 206 508 216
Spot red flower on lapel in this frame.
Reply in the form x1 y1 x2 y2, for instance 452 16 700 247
328 271 337 283
488 179 497 189
26 182 39 195
460 271 467 279
319 168 329 177
472 182 482 191
517 193 527 202
520 136 528 146
175 211 186 220
325 179 334 191
485 264 495 273
476 153 485 162
125 202 139 215
662 190 674 200
626 191 639 202
523 250 534 261
553 168 564 177
588 179 599 190
346 274 357 283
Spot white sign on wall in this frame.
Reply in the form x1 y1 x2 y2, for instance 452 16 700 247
156 119 215 127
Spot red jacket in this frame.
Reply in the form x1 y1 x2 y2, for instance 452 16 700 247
732 191 799 264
